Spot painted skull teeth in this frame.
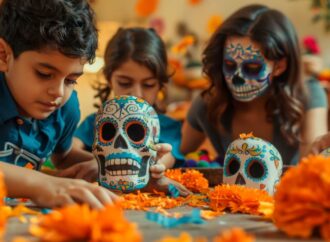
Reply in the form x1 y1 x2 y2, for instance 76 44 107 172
105 158 141 176
93 95 160 192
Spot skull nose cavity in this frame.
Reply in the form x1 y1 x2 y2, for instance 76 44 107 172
233 74 245 86
114 134 128 149
235 173 246 185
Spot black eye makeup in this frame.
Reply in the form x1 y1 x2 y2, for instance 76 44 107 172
241 61 265 78
223 59 237 74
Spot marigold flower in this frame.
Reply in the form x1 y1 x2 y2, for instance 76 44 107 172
207 15 222 34
213 228 255 242
171 36 195 55
30 204 141 242
165 169 209 193
0 171 7 239
273 155 330 240
208 184 273 215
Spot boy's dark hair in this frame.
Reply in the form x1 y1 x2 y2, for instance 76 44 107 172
0 0 97 63
203 4 305 145
94 27 169 109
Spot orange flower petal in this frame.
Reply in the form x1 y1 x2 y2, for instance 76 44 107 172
274 155 330 240
213 228 255 242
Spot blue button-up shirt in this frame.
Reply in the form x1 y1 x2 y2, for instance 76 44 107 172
0 73 80 170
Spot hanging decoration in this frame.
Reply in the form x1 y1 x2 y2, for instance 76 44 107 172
135 0 159 17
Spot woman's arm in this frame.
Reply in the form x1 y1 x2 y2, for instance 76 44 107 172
301 107 328 156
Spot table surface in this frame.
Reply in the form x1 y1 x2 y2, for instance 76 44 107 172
4 206 323 242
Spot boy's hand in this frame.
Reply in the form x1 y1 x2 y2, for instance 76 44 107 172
32 176 121 209
56 160 98 182
143 176 191 197
310 133 330 155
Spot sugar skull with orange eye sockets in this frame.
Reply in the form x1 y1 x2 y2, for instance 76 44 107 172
93 95 160 192
223 135 283 195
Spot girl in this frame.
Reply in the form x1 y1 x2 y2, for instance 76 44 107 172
181 4 328 165
61 27 188 194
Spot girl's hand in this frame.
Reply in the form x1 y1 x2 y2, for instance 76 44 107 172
31 175 120 209
149 143 172 178
56 160 98 182
310 133 330 155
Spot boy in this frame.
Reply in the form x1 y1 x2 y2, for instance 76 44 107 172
0 0 119 208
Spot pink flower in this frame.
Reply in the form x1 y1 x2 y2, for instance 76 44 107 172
303 36 320 54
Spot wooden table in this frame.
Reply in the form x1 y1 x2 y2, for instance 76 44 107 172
4 206 323 242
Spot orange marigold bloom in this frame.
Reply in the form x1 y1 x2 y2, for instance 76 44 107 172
156 232 207 242
207 15 222 35
171 36 195 55
213 228 255 242
135 0 159 17
30 204 141 242
273 155 330 240
120 191 186 210
208 184 273 215
239 132 254 140
0 171 5 206
165 169 209 193
0 170 7 239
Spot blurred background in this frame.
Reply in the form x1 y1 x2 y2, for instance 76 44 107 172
78 0 330 122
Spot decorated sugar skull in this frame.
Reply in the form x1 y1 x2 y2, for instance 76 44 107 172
223 133 283 195
93 95 160 192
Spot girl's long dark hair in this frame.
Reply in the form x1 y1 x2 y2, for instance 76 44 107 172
93 27 169 109
203 4 305 145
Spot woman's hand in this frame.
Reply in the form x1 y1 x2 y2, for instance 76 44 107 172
310 133 330 155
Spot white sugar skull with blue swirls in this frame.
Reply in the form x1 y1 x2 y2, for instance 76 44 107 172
93 95 160 192
223 135 283 195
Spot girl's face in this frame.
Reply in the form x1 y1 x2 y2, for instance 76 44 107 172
223 36 276 102
110 59 160 106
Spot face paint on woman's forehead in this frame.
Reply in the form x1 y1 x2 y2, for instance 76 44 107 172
222 39 274 102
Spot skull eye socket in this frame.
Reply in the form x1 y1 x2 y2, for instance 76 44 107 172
225 156 240 176
245 158 268 181
100 122 116 143
126 121 146 144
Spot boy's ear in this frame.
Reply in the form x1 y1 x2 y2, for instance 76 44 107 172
273 58 287 77
0 38 13 72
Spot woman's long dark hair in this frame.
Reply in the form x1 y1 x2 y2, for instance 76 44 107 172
202 4 305 145
93 27 170 110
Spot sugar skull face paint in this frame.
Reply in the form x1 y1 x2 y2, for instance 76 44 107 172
223 37 275 102
93 95 160 192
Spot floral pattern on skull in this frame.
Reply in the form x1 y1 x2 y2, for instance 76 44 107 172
93 95 160 192
223 134 283 195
